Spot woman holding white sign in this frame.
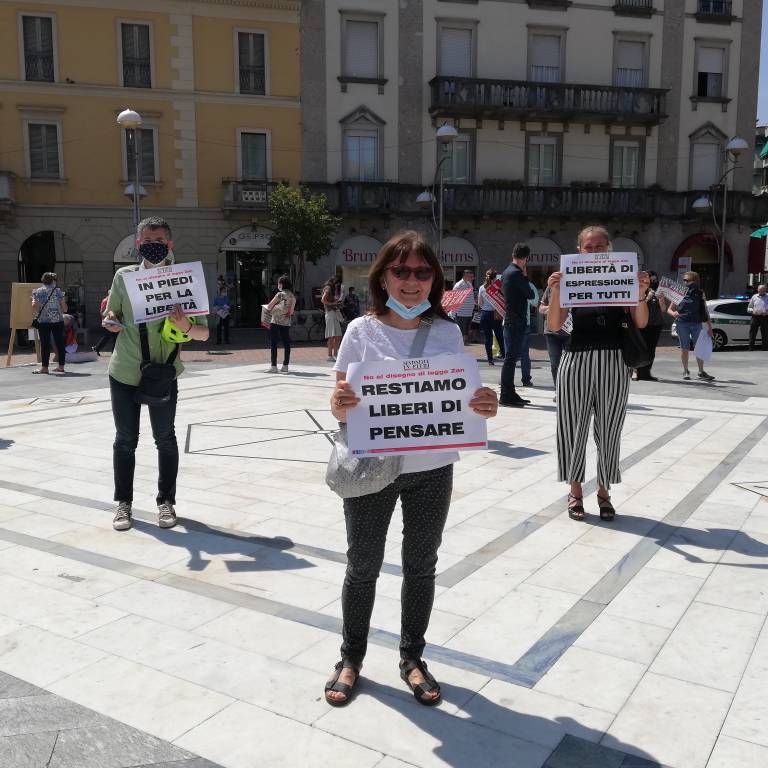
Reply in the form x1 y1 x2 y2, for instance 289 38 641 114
546 225 649 521
103 216 209 533
666 271 715 381
324 230 498 708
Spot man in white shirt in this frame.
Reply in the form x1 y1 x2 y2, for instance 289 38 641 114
748 284 768 350
452 270 476 341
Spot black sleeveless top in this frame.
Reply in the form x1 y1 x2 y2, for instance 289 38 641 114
568 306 625 352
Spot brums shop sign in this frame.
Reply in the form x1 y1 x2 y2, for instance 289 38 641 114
335 236 478 266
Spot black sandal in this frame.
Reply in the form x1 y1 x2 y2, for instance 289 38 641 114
324 660 360 707
568 493 585 521
597 494 615 521
399 658 441 706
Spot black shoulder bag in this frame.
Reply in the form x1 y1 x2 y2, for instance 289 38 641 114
620 309 650 369
135 323 179 405
31 288 56 329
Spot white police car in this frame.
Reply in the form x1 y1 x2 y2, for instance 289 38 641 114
671 299 751 350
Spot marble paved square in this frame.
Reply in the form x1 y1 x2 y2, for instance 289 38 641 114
1 356 767 768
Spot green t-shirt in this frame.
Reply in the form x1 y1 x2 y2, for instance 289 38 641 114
106 265 208 386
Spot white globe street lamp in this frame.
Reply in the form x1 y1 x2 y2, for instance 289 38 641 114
117 108 144 229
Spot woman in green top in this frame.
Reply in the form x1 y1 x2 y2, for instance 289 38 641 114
103 216 209 532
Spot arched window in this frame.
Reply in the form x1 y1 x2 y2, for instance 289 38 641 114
689 122 726 190
340 106 385 182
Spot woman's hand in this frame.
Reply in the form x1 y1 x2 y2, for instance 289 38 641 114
547 271 563 291
331 381 360 422
637 271 650 300
170 304 192 332
469 387 498 419
103 310 123 333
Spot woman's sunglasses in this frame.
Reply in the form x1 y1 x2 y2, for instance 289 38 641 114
388 266 433 281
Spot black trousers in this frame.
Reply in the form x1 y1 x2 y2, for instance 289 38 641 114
479 310 505 361
38 322 65 368
216 315 230 344
749 316 768 350
500 320 526 400
340 464 453 667
636 324 663 379
110 376 178 505
270 323 291 366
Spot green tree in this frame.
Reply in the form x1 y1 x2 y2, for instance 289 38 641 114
268 184 341 305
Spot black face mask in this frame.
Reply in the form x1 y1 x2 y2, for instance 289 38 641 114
139 242 169 264
650 279 659 289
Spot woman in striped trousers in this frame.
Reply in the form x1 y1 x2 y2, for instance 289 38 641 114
546 226 650 521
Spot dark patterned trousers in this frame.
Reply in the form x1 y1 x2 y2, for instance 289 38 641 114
340 464 453 667
556 348 630 490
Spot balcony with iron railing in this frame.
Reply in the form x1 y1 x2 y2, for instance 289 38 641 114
222 179 280 211
303 181 768 223
696 0 734 21
613 0 653 16
429 76 667 126
123 60 151 88
24 53 54 82
239 67 266 95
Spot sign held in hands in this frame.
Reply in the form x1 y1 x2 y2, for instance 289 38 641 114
345 353 487 457
122 262 209 324
559 252 639 308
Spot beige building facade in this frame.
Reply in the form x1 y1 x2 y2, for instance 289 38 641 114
0 0 301 330
301 0 766 305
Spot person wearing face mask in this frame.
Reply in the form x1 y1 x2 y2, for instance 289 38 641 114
634 270 664 381
667 271 714 381
103 216 209 532
546 225 650 522
324 230 498 709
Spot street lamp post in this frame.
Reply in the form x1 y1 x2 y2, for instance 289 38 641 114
417 124 458 261
116 108 143 229
691 136 748 296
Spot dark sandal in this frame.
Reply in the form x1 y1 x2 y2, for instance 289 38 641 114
324 660 360 707
399 658 441 706
597 494 615 521
568 493 585 520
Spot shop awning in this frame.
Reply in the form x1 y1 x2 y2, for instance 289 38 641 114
760 142 768 159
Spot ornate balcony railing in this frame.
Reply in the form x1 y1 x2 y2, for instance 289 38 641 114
123 60 151 88
696 0 734 20
429 76 667 126
303 181 768 222
222 179 279 210
24 53 54 82
613 0 653 16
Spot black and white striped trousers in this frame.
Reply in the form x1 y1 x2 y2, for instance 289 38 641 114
556 348 630 489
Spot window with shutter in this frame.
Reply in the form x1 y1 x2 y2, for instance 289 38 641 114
125 128 156 183
615 41 645 87
697 46 724 97
22 16 55 82
343 132 378 181
612 141 640 187
241 133 268 178
528 137 559 186
28 123 60 179
121 23 151 88
238 32 266 94
343 20 379 79
691 140 721 188
438 27 473 78
529 35 561 82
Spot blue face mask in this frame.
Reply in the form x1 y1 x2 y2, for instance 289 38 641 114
139 241 169 264
386 295 431 320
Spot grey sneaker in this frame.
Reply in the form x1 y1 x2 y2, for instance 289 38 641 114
113 502 132 531
266 366 278 373
280 365 289 373
157 502 177 529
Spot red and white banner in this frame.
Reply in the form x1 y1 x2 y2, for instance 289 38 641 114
485 280 506 317
441 287 473 313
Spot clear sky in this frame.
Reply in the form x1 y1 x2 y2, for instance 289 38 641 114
759 1 768 125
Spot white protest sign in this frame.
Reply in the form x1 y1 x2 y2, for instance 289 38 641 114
122 262 209 324
345 353 487 457
559 252 638 308
657 276 687 305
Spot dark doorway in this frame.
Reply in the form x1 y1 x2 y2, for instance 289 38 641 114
18 231 55 282
227 251 269 326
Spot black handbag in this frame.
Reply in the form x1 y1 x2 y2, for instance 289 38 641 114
31 288 56 329
620 310 650 369
135 324 179 405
